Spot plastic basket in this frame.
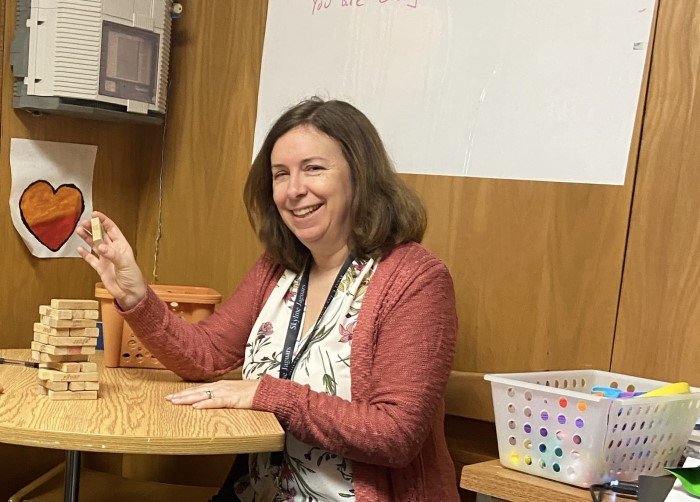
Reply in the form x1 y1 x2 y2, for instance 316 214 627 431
485 370 700 488
95 283 221 369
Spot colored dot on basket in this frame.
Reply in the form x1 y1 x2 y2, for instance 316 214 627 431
540 427 548 437
511 453 519 463
524 439 532 449
556 430 566 440
539 443 547 453
541 411 549 421
578 402 587 412
539 459 547 469
554 447 563 457
553 463 561 473
509 436 517 445
557 414 567 425
559 398 568 408
575 418 585 428
573 434 582 445
524 456 532 465
524 423 532 433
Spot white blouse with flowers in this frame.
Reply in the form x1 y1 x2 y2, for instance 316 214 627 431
236 257 378 502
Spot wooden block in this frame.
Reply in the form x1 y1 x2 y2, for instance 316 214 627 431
34 332 49 344
33 322 51 334
70 327 99 338
79 362 97 372
67 381 99 391
42 316 97 329
84 381 99 391
47 389 98 400
91 217 105 247
37 379 69 391
45 335 97 347
71 309 100 320
35 323 72 337
31 341 96 356
36 385 48 396
40 361 82 372
37 352 90 363
39 305 73 319
37 369 99 382
51 299 99 310
31 350 40 361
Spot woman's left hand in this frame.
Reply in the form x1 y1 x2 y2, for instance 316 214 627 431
165 380 260 410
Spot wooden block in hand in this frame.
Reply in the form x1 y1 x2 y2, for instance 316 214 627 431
39 305 72 319
31 341 96 356
50 299 99 310
41 316 97 329
38 369 99 382
47 389 98 400
91 217 105 247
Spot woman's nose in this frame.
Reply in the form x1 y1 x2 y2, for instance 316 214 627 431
286 172 307 198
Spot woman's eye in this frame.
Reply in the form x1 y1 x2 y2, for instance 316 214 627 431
307 165 324 172
273 171 288 179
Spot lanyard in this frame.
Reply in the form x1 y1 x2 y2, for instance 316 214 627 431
278 255 354 380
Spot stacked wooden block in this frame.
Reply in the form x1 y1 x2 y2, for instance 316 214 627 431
32 299 100 400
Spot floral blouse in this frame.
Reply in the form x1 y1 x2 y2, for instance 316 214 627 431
237 257 378 502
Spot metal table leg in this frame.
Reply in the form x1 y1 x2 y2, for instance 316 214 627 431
64 450 81 502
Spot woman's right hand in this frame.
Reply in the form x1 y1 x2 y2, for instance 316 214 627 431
76 211 147 310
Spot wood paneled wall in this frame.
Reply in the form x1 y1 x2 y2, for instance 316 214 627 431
612 1 700 384
0 0 163 495
0 0 163 350
134 0 267 292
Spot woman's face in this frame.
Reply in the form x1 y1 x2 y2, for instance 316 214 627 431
271 125 353 257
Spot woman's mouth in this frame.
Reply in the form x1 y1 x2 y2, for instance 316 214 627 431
291 204 322 218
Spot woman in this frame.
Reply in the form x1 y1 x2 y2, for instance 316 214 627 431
77 98 458 501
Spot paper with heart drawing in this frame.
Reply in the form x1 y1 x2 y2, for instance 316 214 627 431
9 139 97 258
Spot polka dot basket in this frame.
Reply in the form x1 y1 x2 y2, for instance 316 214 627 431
485 370 700 488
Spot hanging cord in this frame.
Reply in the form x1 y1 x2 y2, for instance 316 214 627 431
151 76 172 283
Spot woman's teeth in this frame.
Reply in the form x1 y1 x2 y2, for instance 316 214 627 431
292 204 321 217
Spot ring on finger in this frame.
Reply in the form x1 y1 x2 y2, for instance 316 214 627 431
205 389 213 400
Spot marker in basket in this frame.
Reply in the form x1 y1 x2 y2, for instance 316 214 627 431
0 357 40 369
640 382 691 397
591 386 645 399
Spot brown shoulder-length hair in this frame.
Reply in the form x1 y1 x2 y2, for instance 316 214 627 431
244 97 427 272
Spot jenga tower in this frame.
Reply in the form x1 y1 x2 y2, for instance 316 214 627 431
32 299 100 400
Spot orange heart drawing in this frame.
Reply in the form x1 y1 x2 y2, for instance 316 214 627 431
19 180 85 252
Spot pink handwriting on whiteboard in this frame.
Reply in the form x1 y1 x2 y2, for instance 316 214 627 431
312 0 418 15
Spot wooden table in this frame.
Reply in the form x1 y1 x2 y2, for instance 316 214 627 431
460 460 611 501
0 349 284 502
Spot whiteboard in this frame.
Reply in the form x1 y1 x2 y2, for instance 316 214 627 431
253 0 656 185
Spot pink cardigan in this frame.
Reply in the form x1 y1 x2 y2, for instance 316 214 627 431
121 242 459 501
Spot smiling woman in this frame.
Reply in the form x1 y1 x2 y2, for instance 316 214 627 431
76 97 458 501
